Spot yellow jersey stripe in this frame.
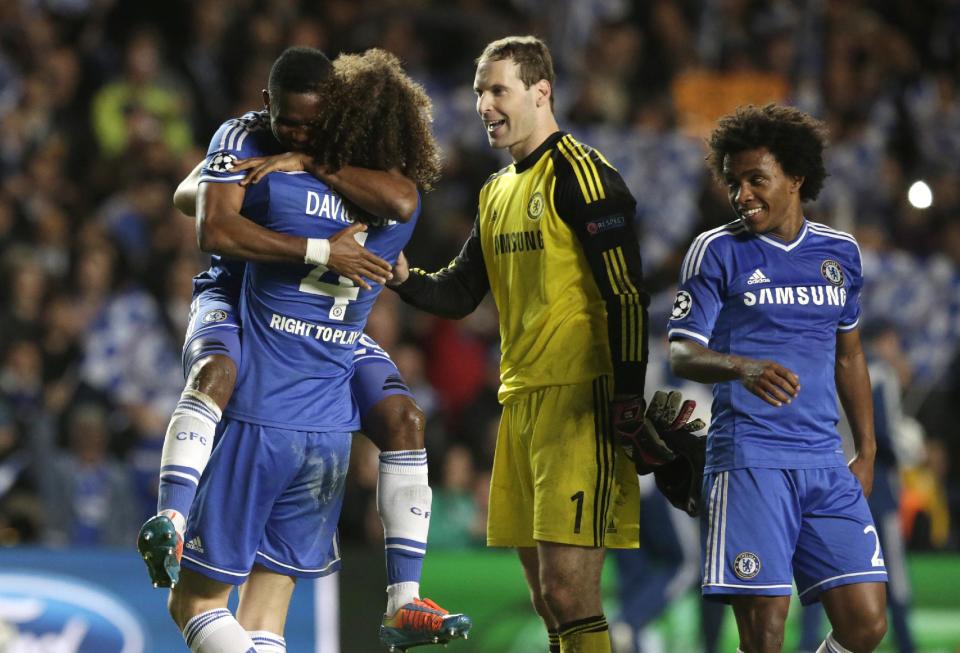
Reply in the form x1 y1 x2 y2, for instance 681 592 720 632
601 250 626 294
557 137 595 203
567 136 606 201
613 248 639 294
563 136 601 202
619 294 630 360
603 247 642 361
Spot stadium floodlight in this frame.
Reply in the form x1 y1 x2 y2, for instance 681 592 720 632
907 180 933 209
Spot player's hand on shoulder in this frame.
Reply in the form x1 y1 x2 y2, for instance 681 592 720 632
327 223 393 291
737 358 800 407
386 251 410 287
234 152 311 186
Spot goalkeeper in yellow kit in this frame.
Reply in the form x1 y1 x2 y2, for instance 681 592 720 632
389 36 651 653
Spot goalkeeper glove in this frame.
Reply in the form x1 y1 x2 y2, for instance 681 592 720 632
612 394 673 475
613 390 707 475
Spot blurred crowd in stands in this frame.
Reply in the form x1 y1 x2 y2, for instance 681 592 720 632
0 0 958 556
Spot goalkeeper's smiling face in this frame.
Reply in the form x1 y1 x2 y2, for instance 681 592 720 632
474 57 552 162
263 89 323 151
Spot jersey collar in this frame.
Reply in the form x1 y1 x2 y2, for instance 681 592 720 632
756 219 809 252
514 131 565 173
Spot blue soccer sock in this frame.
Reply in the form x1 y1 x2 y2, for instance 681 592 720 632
377 449 431 615
248 630 286 652
183 609 256 653
157 389 221 529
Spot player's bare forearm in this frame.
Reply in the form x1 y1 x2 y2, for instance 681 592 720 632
670 339 800 407
311 164 418 222
197 182 307 263
670 339 747 383
836 329 876 461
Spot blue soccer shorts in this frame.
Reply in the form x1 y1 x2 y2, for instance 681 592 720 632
181 418 351 584
701 467 888 604
351 334 414 419
181 287 242 379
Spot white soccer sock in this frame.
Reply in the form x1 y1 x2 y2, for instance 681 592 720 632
378 449 431 615
157 389 221 530
183 609 256 653
816 631 854 653
248 630 286 652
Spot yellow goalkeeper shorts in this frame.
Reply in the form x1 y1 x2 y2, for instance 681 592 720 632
486 375 639 549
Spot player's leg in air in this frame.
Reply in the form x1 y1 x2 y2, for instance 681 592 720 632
137 285 241 588
350 335 472 650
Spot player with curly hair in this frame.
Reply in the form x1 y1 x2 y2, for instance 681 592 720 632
668 104 888 653
138 47 469 652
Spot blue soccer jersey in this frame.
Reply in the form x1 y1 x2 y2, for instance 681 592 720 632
192 110 283 297
224 171 418 431
667 219 863 472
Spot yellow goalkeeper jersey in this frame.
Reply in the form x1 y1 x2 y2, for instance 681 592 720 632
396 131 648 403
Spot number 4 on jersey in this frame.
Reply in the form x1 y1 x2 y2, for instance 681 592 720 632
299 231 368 321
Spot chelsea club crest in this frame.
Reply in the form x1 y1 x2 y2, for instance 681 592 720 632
820 259 844 286
733 552 761 579
202 309 228 324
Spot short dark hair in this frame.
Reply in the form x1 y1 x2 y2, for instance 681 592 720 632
268 47 333 98
707 104 829 202
476 35 555 109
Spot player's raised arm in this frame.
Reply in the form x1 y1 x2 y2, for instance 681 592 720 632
387 215 490 319
835 328 877 495
232 152 418 223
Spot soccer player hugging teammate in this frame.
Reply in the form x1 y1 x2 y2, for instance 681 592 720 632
389 36 650 653
668 104 888 653
138 47 470 651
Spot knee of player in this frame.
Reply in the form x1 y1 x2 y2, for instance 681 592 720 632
188 354 237 406
382 401 426 450
539 577 581 617
740 614 787 651
838 609 887 651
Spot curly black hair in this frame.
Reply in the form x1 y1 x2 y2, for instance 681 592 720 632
707 104 829 202
308 49 442 192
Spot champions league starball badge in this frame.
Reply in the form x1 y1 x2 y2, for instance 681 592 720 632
671 290 692 320
820 259 844 286
208 152 237 173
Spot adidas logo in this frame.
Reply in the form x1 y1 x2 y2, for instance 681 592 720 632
747 268 771 285
185 537 204 553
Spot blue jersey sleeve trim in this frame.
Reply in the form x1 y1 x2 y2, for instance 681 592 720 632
667 328 710 345
199 174 247 183
837 318 860 331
